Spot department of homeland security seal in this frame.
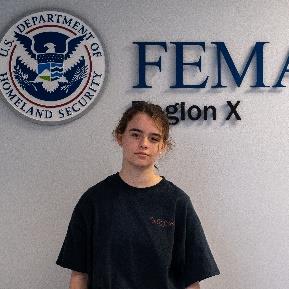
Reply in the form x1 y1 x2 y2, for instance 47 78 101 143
0 11 105 124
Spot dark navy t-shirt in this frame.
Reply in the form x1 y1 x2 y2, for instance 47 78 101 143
56 172 220 289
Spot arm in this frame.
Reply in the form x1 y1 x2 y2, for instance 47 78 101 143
186 281 200 289
69 270 88 289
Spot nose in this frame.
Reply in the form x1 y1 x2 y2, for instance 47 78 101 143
139 136 149 148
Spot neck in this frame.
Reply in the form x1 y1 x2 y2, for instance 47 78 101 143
118 163 161 188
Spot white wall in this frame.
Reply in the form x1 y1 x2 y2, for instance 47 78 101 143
0 1 288 289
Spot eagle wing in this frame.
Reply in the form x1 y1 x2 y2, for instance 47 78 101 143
14 32 37 60
64 34 86 60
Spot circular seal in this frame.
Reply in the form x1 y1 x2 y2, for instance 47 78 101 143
0 11 105 124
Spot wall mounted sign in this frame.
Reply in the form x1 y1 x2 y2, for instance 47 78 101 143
131 42 289 124
132 42 272 89
0 11 105 124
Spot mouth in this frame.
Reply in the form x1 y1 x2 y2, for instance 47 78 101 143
135 152 149 156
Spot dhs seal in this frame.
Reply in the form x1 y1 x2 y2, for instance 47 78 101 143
0 11 105 124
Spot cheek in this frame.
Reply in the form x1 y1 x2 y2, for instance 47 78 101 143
121 139 135 152
152 146 161 157
156 142 163 152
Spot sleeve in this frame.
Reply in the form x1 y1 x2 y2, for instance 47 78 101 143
56 192 92 274
182 196 220 286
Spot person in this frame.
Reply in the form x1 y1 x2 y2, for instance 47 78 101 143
56 101 220 289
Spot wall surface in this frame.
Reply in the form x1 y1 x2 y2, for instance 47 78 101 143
0 1 288 289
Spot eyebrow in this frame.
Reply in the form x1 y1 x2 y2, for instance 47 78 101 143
128 128 162 138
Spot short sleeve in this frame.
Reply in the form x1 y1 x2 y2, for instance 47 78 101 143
56 193 92 273
183 197 220 286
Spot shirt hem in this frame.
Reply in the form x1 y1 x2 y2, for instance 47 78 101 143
184 269 220 287
56 260 88 274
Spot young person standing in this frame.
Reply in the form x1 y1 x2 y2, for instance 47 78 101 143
56 101 220 289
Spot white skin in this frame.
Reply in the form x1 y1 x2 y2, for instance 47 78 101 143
116 112 167 187
69 112 200 289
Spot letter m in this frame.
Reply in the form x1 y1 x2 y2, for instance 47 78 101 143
211 42 269 88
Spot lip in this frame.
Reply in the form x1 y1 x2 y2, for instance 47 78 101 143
135 152 149 156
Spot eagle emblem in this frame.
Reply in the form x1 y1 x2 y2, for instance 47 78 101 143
13 31 88 101
0 10 105 124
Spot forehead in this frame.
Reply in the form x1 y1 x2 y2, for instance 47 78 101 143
126 112 162 134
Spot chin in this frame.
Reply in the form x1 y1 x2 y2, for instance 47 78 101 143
129 161 154 169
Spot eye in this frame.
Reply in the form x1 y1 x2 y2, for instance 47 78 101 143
150 137 160 142
131 132 140 138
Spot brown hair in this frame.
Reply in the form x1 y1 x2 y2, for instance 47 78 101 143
112 101 174 153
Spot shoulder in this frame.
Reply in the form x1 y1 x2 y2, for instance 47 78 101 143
75 173 118 207
163 179 200 227
163 178 191 205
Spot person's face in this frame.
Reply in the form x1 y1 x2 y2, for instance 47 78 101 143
117 112 167 170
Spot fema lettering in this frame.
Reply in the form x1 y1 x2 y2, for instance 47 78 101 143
133 42 289 88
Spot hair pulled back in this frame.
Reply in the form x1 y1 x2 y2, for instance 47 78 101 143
112 101 173 153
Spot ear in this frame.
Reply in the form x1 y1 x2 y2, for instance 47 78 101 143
159 142 167 155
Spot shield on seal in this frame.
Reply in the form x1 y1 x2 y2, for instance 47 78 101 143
37 53 64 81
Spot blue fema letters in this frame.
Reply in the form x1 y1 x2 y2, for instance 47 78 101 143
133 41 289 89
